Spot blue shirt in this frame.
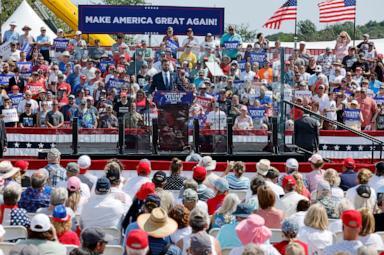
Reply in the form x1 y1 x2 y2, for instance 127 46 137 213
18 187 51 213
369 80 382 94
66 73 81 91
340 169 358 191
217 222 242 249
3 30 19 43
220 33 242 59
225 173 250 190
36 35 50 51
44 163 66 187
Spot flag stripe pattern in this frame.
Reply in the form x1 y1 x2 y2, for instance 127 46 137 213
263 0 297 29
319 0 356 23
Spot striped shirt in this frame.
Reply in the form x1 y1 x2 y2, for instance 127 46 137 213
225 173 250 190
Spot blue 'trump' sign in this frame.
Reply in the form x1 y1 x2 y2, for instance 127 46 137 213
78 5 225 36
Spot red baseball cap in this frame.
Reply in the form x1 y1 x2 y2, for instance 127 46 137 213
193 166 207 181
126 229 148 250
282 175 296 189
136 182 155 200
342 210 362 228
343 157 355 168
136 162 151 175
14 160 29 172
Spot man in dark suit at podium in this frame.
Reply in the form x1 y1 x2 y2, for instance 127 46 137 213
294 111 320 153
149 59 176 93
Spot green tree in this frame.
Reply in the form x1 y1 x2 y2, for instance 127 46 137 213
297 20 316 41
231 23 258 43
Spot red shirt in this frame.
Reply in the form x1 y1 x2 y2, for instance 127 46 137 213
58 82 72 95
58 231 81 246
274 240 309 255
207 193 226 215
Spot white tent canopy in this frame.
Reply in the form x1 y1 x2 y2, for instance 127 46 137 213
1 0 56 42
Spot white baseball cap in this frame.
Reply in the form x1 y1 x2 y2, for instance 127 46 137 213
78 155 91 169
286 158 299 169
9 21 17 26
309 153 323 164
31 214 51 232
75 31 82 35
57 28 64 33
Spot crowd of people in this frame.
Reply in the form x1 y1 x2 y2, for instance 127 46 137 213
0 23 383 132
0 150 382 254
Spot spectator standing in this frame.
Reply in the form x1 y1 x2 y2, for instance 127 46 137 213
335 31 351 61
36 27 51 62
3 21 19 43
357 88 378 130
46 100 64 128
324 210 363 255
220 25 242 60
19 102 37 127
44 148 66 187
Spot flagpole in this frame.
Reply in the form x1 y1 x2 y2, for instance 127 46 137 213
353 0 357 46
294 0 298 49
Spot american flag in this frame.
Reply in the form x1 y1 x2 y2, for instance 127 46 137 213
319 0 356 23
263 0 297 29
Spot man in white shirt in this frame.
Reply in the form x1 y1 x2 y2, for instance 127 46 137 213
106 166 132 211
240 62 255 82
17 90 39 114
123 161 152 198
324 210 363 255
182 28 200 55
312 84 330 114
277 175 308 217
80 177 125 230
206 102 227 130
265 167 284 199
3 42 20 62
368 161 384 193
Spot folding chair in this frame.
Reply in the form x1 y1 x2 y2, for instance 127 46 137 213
102 227 122 245
0 242 16 255
3 226 28 242
103 245 124 255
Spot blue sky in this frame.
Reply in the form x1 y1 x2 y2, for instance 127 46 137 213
147 0 383 34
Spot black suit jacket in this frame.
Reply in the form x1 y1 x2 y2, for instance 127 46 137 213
8 76 25 92
149 71 177 93
0 119 6 157
294 115 320 152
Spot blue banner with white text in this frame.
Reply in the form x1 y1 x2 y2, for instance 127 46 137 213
78 5 225 35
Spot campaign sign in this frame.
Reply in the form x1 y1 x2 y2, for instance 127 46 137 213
375 95 384 105
16 62 32 79
248 106 265 120
99 60 114 72
250 50 267 66
78 5 225 36
238 60 247 72
0 74 13 86
223 41 239 49
195 96 213 112
294 90 312 98
2 108 19 123
343 109 360 122
107 78 125 93
53 38 69 53
153 91 194 107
